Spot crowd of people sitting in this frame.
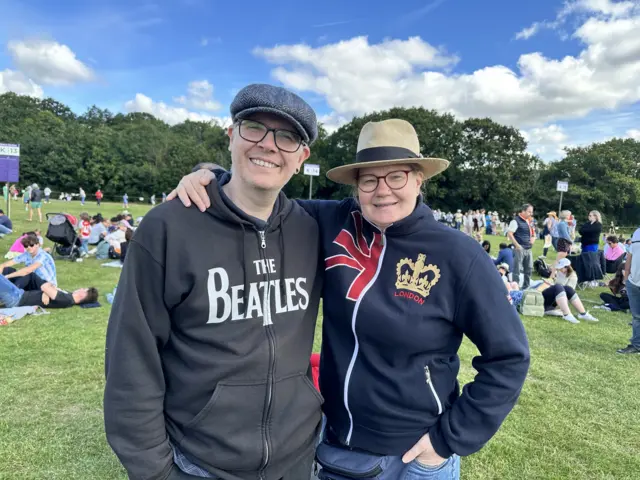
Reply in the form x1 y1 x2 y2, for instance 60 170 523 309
76 211 136 262
457 203 637 353
0 206 139 318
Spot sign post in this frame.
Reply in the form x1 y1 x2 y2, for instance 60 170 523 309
0 143 20 218
303 163 320 199
556 180 568 212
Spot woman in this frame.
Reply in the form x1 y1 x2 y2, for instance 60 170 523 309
579 211 602 253
542 212 558 258
604 235 626 262
481 240 491 255
555 210 573 263
509 281 598 324
171 119 530 479
551 258 578 289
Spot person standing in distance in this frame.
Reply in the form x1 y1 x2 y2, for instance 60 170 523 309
507 204 535 289
104 84 325 480
618 227 640 354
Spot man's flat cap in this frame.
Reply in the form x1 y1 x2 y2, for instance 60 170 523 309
230 84 318 144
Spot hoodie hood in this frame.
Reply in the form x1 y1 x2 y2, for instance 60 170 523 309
204 172 293 232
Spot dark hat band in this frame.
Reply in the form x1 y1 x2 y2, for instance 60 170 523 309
355 146 419 163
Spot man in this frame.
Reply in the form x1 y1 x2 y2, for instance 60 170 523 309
0 209 13 236
0 271 98 309
0 234 57 288
44 186 52 203
507 204 535 289
104 84 324 480
29 183 43 223
618 227 640 354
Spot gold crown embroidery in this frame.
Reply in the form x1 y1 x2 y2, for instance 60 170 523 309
395 253 441 298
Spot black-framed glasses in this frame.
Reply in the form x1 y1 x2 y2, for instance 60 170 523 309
237 119 304 153
357 170 412 193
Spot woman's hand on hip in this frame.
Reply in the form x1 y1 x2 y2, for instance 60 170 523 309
402 433 447 467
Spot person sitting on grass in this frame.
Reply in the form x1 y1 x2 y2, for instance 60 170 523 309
493 242 514 272
550 258 578 289
604 235 626 262
0 209 13 237
0 234 57 288
481 240 491 255
508 280 598 324
0 271 98 309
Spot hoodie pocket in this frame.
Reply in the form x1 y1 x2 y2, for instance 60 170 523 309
269 374 324 463
179 382 266 472
424 365 443 416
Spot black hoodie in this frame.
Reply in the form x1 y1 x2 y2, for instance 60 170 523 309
104 178 324 480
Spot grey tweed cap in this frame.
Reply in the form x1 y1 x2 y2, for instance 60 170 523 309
230 84 318 144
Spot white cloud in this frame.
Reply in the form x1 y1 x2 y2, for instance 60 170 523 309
628 128 640 139
200 37 209 47
124 93 230 126
577 0 636 16
0 69 44 97
318 112 350 134
515 22 543 40
253 12 640 134
515 0 637 40
522 124 570 159
173 80 221 111
7 39 94 86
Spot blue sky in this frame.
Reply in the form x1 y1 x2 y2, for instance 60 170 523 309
1 0 639 160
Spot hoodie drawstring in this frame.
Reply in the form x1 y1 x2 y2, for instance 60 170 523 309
278 220 286 305
240 224 250 314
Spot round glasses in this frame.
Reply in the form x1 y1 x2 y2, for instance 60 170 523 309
237 119 304 153
357 170 412 193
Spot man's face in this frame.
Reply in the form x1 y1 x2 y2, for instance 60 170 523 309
227 113 311 192
523 206 533 219
25 243 39 256
72 288 89 303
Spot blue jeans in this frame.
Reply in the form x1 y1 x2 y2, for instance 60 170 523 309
80 239 89 254
0 224 12 235
404 455 460 480
625 280 640 348
0 274 24 308
317 453 460 480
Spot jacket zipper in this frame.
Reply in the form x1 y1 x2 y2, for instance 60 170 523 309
424 366 443 415
258 230 275 479
343 232 387 445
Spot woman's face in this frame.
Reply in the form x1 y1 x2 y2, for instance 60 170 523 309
357 164 424 230
588 213 595 222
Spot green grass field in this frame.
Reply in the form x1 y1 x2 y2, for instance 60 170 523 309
0 200 638 479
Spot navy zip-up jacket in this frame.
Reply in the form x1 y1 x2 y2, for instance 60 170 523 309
493 247 514 273
299 197 530 459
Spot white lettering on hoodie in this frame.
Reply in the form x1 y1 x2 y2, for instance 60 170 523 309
207 267 308 324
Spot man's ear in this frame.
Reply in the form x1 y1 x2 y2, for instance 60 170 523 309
227 126 234 151
296 144 311 168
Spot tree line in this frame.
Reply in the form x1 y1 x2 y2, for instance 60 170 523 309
1 92 639 225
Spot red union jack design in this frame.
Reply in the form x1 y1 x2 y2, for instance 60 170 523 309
325 212 383 301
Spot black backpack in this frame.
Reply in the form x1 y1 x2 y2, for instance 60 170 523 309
534 258 552 278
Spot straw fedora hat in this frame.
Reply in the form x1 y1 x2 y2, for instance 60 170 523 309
326 119 450 185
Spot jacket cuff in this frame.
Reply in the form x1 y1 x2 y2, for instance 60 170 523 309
429 422 454 459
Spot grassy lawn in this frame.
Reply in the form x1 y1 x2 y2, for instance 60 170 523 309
0 201 638 479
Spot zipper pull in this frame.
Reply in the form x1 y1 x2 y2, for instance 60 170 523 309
424 366 431 384
259 231 266 249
